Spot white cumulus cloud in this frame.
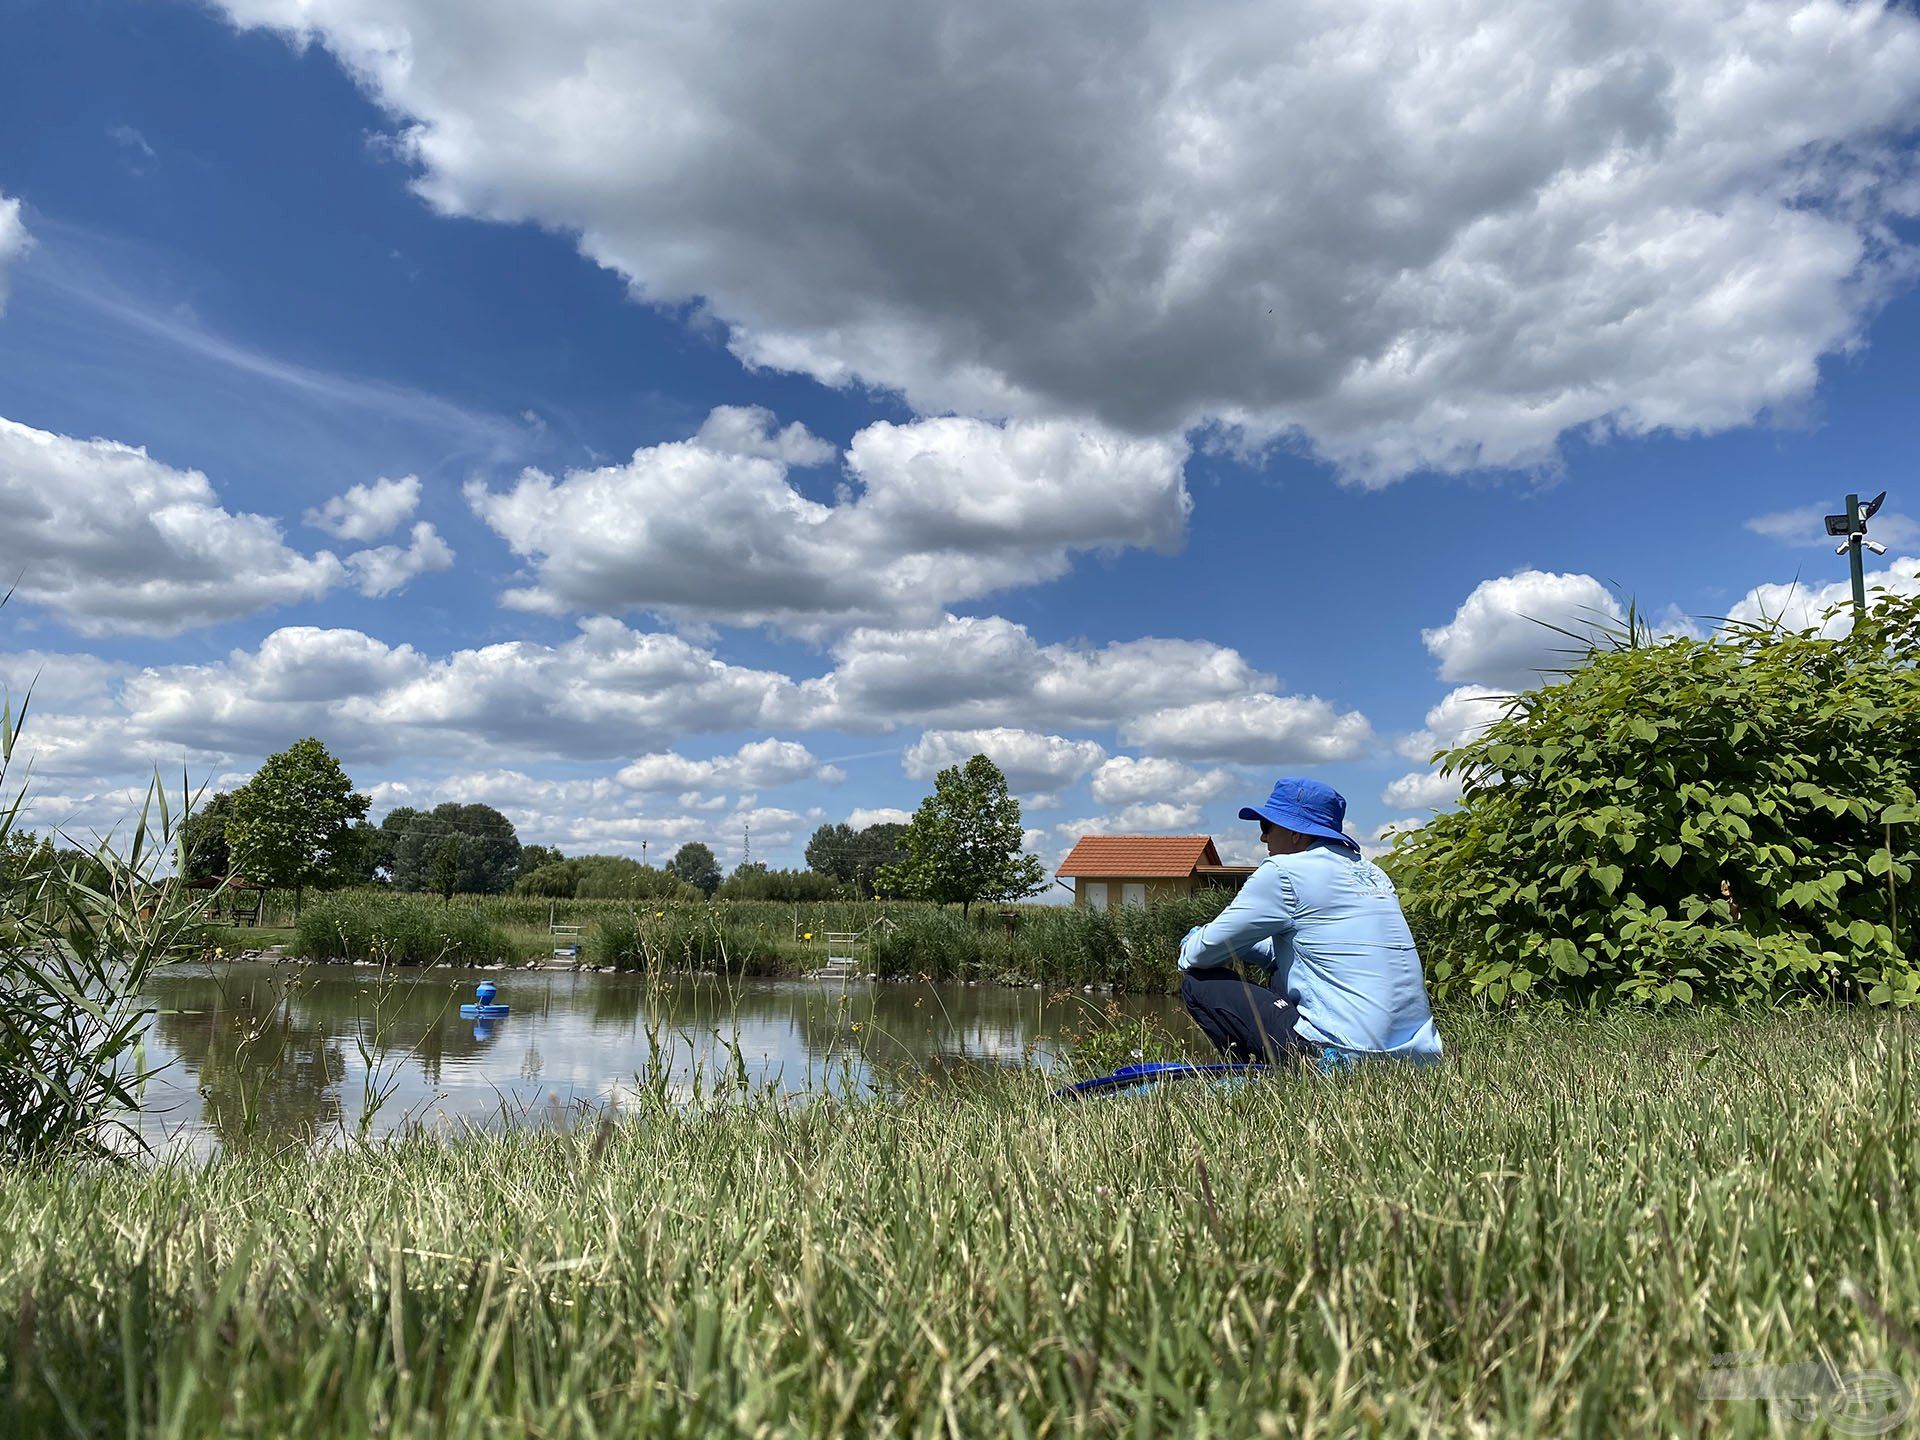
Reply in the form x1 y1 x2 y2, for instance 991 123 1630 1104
305 474 421 541
1381 768 1465 813
345 521 455 597
1394 684 1511 762
1121 694 1372 766
119 618 806 764
903 727 1106 800
616 738 831 792
807 613 1272 731
1727 558 1920 637
847 807 912 829
0 416 346 635
1089 755 1236 807
1054 801 1205 839
1422 570 1625 690
214 0 1920 479
466 408 1188 629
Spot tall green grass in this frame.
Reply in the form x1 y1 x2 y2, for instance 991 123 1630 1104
582 892 1233 988
2 1008 1915 1435
293 891 521 967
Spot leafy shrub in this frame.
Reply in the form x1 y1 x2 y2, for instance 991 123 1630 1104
294 891 519 966
1388 585 1920 1007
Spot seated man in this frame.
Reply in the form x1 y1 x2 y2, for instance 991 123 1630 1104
1178 777 1441 1067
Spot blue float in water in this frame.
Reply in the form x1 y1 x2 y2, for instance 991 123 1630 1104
459 980 511 1020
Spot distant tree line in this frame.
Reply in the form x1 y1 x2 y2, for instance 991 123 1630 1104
177 739 1044 915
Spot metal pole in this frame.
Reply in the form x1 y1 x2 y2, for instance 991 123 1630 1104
1846 492 1867 616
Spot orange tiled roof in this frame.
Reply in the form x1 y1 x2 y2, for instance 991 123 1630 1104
1056 835 1223 878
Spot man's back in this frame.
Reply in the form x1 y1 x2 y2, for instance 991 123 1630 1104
1180 841 1441 1061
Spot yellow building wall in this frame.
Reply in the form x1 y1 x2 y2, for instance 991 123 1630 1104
1073 876 1196 908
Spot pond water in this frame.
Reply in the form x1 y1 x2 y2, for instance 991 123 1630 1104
137 962 1190 1155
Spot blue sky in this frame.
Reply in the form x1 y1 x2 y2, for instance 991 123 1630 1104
2 0 1917 876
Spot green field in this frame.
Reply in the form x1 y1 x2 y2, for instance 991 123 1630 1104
3 1006 1915 1437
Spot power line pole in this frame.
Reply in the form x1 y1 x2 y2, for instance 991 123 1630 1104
743 821 751 868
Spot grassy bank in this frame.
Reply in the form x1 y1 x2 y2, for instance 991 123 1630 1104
3 1008 1916 1436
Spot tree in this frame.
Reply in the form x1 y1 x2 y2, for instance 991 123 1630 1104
381 803 521 894
880 755 1045 916
518 843 565 877
805 820 909 897
515 860 578 898
429 837 463 907
178 791 235 883
805 823 857 878
1387 587 1920 1008
226 738 371 915
667 841 722 896
336 819 388 886
855 822 909 897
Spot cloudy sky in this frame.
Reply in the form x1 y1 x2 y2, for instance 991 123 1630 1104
1 0 1917 876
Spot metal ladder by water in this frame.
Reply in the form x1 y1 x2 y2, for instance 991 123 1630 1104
817 932 862 979
548 903 584 966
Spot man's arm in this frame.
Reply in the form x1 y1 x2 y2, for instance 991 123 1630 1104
1177 862 1298 971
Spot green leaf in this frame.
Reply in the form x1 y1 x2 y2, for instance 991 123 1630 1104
1591 865 1624 896
1654 844 1682 868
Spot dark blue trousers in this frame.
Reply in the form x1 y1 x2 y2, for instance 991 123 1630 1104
1179 966 1318 1065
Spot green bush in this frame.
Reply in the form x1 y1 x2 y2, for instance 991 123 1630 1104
293 891 520 966
1388 584 1920 1007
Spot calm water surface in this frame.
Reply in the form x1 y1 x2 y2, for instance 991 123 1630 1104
138 962 1187 1154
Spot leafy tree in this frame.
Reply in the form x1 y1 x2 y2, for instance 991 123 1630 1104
178 791 235 883
429 837 463 907
0 826 54 887
1388 585 1920 1008
880 755 1045 916
516 860 578 898
336 819 389 886
518 843 565 877
667 841 722 897
226 738 371 915
381 803 521 894
856 822 909 897
807 821 909 897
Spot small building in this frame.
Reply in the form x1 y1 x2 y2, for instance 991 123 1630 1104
1055 835 1256 911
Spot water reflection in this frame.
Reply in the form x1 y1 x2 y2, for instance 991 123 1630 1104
137 963 1186 1155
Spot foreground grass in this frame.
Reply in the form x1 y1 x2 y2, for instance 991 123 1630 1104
2 1009 1917 1437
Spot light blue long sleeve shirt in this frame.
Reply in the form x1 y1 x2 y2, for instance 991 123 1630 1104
1178 841 1442 1062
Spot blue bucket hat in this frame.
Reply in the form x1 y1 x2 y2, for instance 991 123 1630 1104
1238 777 1358 851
